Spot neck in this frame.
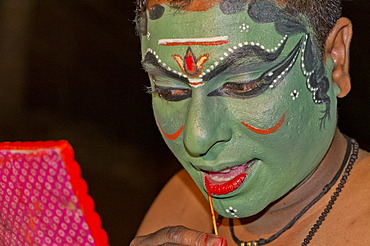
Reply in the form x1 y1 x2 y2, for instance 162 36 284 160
238 129 348 235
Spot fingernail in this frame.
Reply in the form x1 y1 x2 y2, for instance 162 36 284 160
208 237 228 246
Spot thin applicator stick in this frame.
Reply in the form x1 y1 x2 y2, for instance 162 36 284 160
208 191 218 235
205 178 218 235
205 179 218 236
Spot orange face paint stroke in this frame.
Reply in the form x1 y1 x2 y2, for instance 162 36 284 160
158 123 184 140
241 112 286 135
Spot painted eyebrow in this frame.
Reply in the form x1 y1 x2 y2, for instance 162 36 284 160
141 52 188 83
203 40 287 81
141 37 288 84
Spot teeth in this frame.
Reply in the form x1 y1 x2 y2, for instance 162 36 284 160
205 160 257 183
220 168 231 173
246 161 254 168
212 175 237 182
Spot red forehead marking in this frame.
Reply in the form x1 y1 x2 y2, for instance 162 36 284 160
185 49 197 75
158 36 229 47
172 47 209 78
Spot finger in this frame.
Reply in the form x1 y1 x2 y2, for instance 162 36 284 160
132 226 227 246
130 235 146 246
157 243 185 246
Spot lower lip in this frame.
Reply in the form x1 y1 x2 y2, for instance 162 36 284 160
205 173 247 195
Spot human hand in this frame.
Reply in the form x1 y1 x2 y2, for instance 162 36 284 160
130 225 227 246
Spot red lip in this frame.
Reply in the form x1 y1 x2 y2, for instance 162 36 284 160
205 173 247 195
203 160 255 195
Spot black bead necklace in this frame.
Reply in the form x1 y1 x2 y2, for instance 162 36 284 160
228 136 359 246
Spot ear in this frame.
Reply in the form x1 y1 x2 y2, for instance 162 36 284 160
324 17 353 98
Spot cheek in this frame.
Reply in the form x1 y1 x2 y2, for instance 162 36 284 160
224 69 333 153
223 90 287 134
153 98 186 125
228 68 319 134
152 98 188 148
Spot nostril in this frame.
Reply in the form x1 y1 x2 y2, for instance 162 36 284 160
183 105 233 157
184 137 231 158
184 144 202 158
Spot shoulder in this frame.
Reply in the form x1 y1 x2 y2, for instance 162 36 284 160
344 149 370 207
348 149 370 197
136 169 212 236
343 148 370 208
340 149 370 215
354 148 370 171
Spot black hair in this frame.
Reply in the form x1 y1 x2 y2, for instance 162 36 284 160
134 0 342 54
284 0 342 55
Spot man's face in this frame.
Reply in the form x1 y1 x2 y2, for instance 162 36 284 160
140 1 339 218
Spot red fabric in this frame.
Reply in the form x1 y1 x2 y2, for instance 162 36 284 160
0 141 109 245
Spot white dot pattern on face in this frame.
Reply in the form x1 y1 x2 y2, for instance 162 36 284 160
225 206 239 218
290 90 300 100
0 150 96 246
268 41 301 89
300 35 322 104
239 23 249 33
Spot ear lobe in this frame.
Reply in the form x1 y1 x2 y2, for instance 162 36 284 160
325 17 353 98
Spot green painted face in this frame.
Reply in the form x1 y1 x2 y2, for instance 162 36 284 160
140 1 339 218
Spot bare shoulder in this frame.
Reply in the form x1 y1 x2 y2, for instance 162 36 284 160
346 149 370 205
136 169 212 236
350 149 370 192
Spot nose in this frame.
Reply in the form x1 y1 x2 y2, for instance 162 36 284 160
183 91 232 157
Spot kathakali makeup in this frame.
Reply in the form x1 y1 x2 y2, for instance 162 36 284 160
140 0 340 218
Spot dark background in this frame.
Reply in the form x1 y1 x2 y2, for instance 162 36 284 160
0 1 368 245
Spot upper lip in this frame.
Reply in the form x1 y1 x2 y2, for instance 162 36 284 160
193 158 258 174
202 165 241 174
193 163 238 173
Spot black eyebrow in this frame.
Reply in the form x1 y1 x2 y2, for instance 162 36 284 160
203 37 288 81
141 52 188 83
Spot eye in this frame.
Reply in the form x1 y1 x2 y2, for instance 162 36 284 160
152 85 192 101
208 79 270 99
224 81 260 94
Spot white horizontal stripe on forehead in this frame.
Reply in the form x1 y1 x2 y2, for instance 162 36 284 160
188 78 203 83
158 36 229 45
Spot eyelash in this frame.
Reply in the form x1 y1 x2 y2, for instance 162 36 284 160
147 78 269 102
146 86 157 95
224 81 262 93
148 85 192 102
208 79 270 99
